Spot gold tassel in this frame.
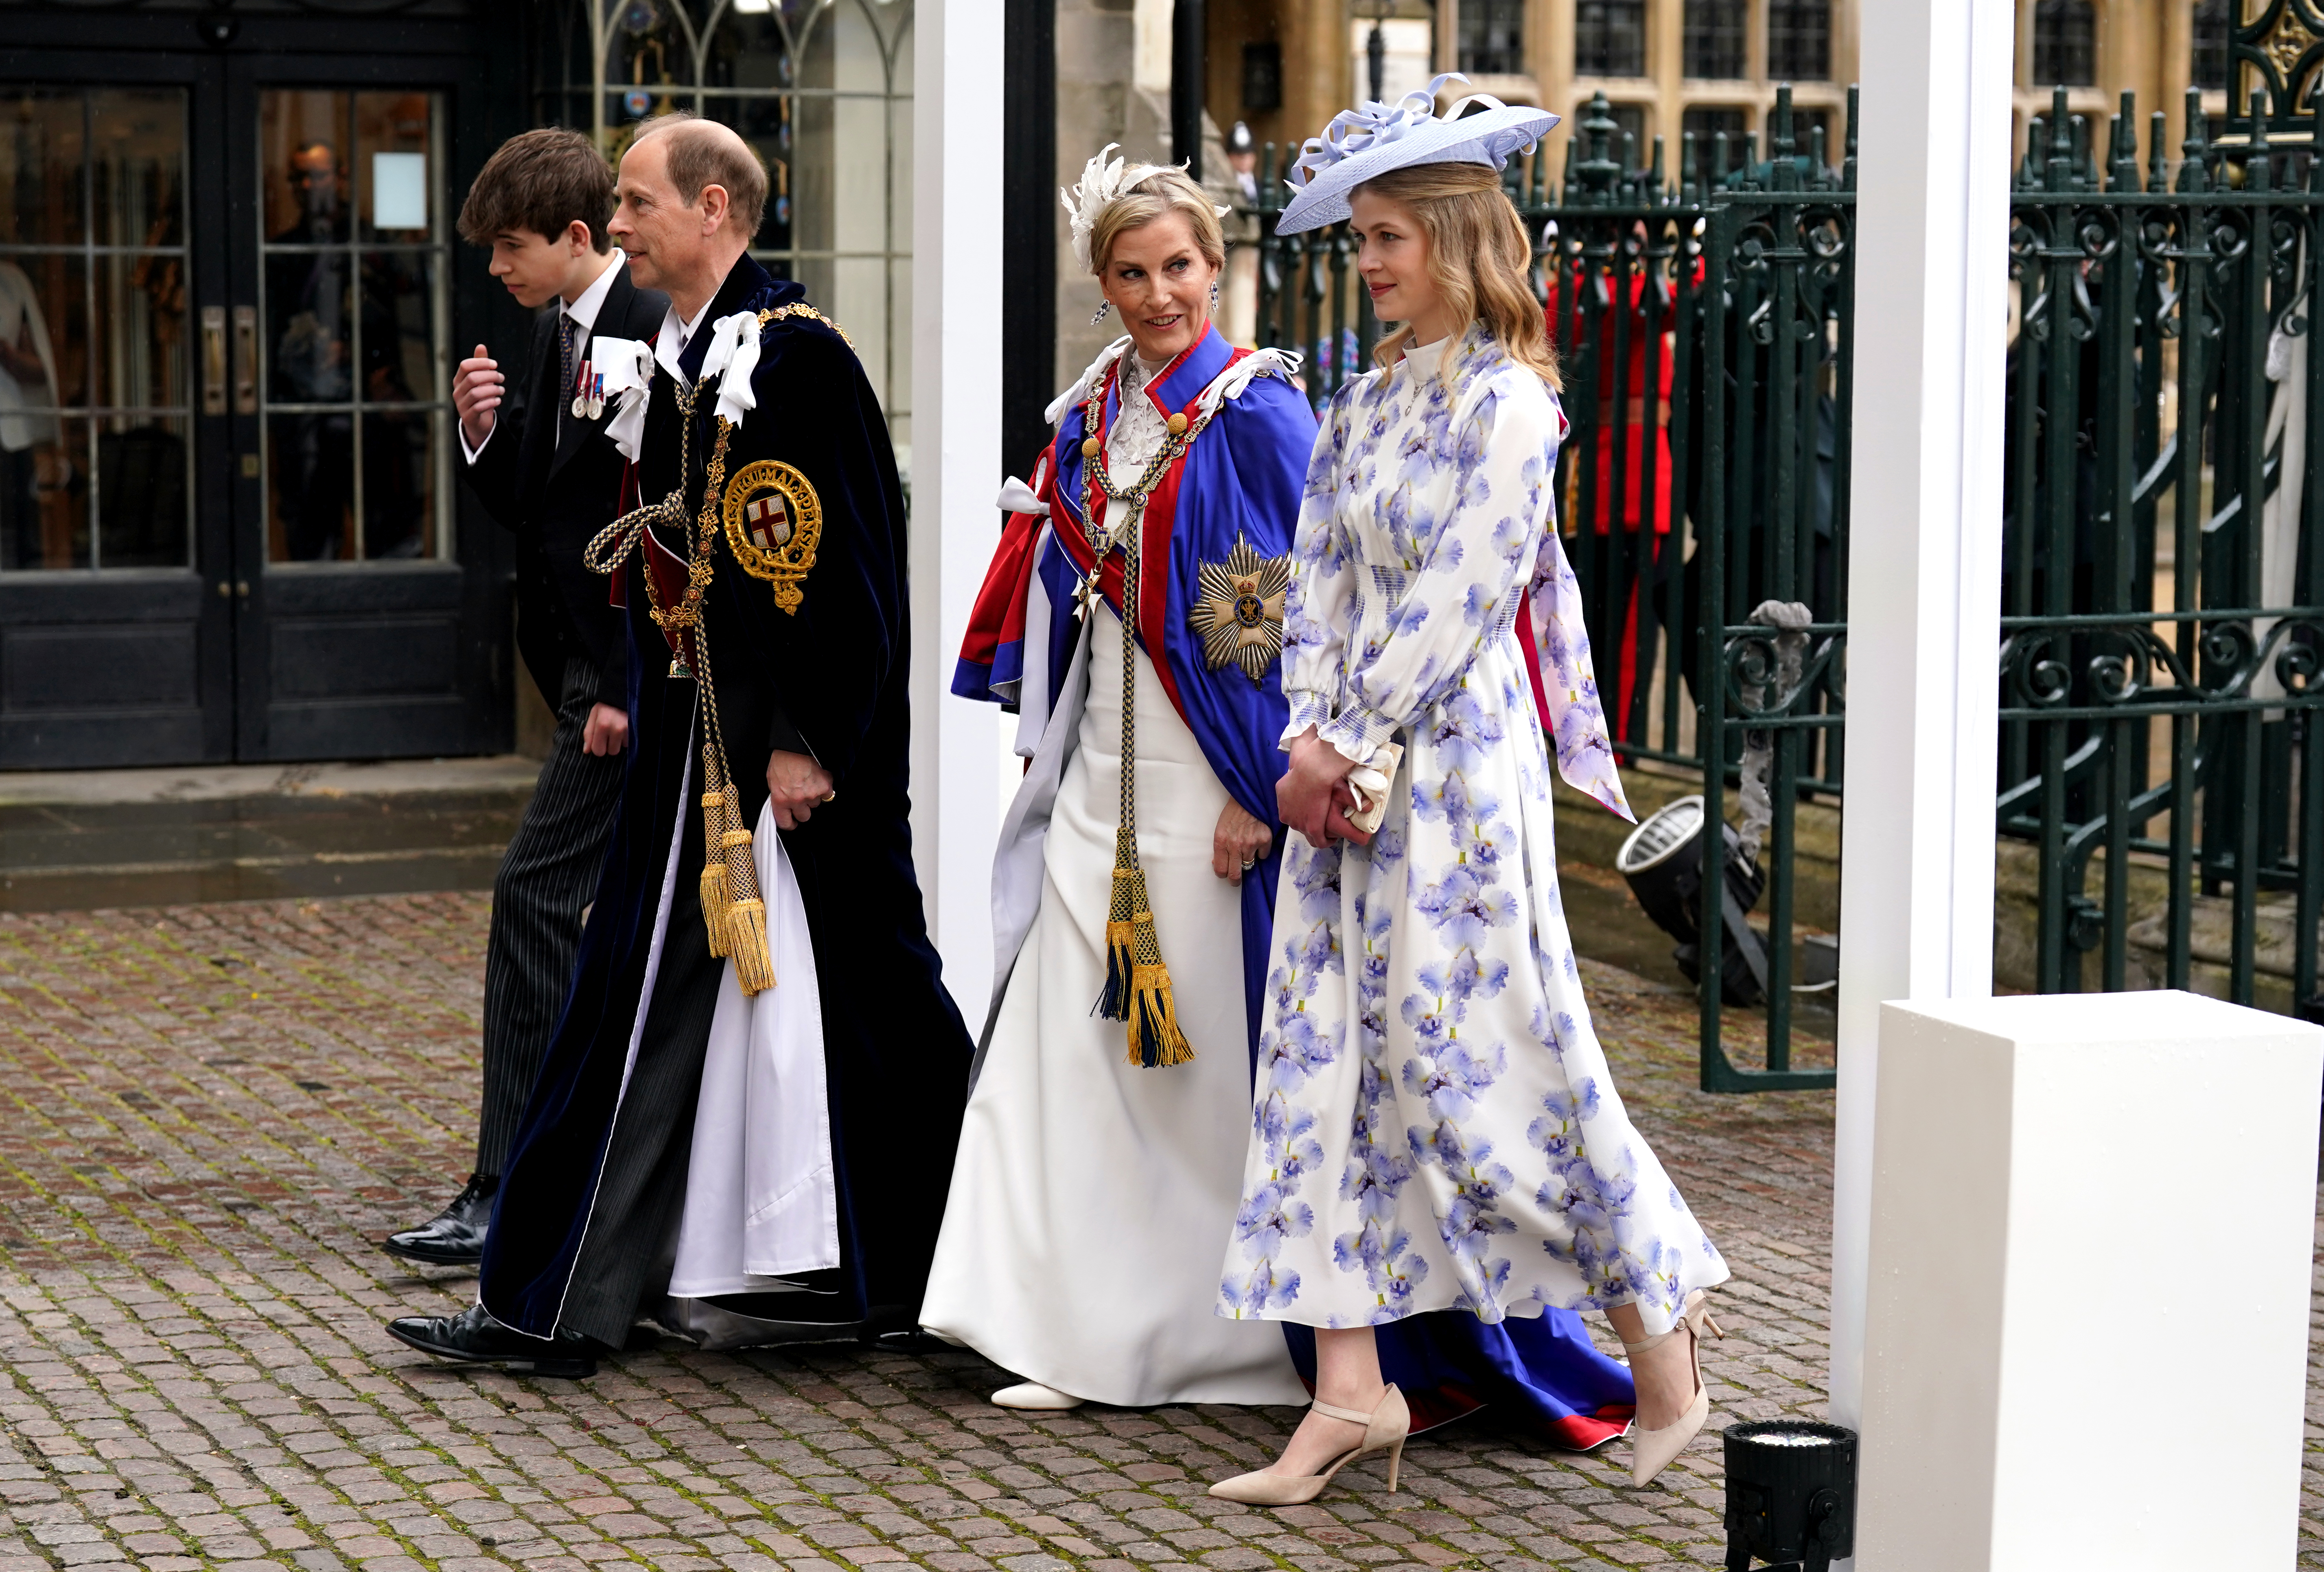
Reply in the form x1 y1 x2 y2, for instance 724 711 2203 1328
1106 850 1193 1068
726 898 773 995
719 784 775 995
1096 828 1140 1021
698 789 732 957
1127 957 1194 1068
1081 479 1190 1066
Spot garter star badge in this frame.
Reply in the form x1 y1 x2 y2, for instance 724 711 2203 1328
721 459 822 615
1188 535 1291 683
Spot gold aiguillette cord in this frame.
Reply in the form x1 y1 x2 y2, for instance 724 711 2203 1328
584 385 775 996
1078 367 1206 1067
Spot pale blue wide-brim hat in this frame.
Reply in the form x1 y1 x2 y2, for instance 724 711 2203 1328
1277 72 1559 235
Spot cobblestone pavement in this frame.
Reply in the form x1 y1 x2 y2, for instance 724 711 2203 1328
0 894 2308 1572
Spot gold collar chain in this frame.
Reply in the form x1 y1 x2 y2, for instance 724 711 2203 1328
1076 361 1213 559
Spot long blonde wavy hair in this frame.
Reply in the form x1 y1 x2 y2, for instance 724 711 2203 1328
1353 161 1560 389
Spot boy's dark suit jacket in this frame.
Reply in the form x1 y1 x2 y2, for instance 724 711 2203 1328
464 260 670 708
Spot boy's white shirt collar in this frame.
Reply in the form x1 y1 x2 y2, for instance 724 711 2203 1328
562 249 625 333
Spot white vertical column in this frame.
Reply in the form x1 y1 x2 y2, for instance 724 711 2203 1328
1829 0 2013 1437
909 0 1005 1004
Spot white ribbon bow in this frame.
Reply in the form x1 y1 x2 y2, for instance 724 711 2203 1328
1045 335 1134 427
699 310 765 429
587 335 656 461
1289 71 1506 190
1195 348 1304 421
996 476 1049 517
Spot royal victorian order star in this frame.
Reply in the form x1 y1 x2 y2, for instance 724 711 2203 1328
1188 534 1291 682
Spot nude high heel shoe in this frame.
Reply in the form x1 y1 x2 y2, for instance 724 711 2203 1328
1623 1291 1724 1488
1207 1384 1411 1505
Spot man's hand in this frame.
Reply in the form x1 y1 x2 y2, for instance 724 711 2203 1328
1277 726 1368 849
766 749 835 831
582 703 628 756
1212 800 1274 885
454 344 503 450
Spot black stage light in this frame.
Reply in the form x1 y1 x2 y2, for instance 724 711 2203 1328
1721 1419 1856 1572
1614 794 1768 1005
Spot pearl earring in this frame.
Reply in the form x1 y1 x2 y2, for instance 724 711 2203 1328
1091 300 1112 326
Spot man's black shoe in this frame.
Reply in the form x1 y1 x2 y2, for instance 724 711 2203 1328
382 1173 497 1267
385 1303 601 1379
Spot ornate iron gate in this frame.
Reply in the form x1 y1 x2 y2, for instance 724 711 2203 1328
1252 88 1854 1091
2001 86 2324 1012
1253 81 2324 1089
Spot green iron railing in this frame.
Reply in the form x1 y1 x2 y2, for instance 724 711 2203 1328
1252 85 1853 1093
2000 86 2324 1008
1251 79 2324 1090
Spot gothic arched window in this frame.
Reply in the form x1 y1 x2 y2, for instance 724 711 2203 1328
535 0 915 445
1459 0 1527 79
2193 0 2232 92
1683 0 1746 80
1767 0 1832 81
1576 0 1648 78
2033 0 2097 88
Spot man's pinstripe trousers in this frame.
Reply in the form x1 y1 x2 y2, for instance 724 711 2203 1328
475 656 628 1178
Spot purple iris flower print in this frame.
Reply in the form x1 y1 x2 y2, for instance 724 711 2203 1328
1268 1006 1339 1093
1424 687 1506 773
1413 864 1518 949
1223 327 1721 1338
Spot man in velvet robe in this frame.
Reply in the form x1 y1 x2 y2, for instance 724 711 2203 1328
387 114 971 1378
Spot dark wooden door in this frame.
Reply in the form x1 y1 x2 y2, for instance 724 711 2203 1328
0 59 234 767
0 35 510 770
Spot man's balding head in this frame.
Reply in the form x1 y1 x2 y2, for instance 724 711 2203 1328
628 113 767 239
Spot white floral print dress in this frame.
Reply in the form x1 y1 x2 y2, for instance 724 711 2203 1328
1217 329 1729 1339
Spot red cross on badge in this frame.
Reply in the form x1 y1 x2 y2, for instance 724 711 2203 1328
745 492 790 550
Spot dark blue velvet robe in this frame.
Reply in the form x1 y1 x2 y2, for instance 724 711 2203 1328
479 256 972 1338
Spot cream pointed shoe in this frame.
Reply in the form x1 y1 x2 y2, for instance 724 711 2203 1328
1207 1384 1410 1506
1623 1291 1724 1488
989 1381 1084 1410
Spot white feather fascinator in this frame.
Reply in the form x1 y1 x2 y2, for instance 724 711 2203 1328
1061 143 1234 273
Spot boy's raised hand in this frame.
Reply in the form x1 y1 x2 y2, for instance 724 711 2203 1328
454 344 503 450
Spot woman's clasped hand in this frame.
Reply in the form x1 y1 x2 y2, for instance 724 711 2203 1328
1276 726 1368 848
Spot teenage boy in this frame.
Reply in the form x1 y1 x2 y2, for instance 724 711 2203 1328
381 129 668 1269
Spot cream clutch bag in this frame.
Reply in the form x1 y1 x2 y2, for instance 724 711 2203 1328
1343 741 1405 836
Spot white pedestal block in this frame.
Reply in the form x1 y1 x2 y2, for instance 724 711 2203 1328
1858 991 2321 1570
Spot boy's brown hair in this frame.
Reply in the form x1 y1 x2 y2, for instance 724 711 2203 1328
458 129 615 251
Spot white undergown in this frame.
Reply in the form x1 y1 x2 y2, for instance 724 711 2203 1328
920 350 1306 1406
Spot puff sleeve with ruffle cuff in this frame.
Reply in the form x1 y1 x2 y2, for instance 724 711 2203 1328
1316 700 1402 766
1280 689 1338 748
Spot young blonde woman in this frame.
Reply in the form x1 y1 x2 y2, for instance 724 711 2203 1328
1210 79 1730 1499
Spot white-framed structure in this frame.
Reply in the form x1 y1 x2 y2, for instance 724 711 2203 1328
908 0 1007 1004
